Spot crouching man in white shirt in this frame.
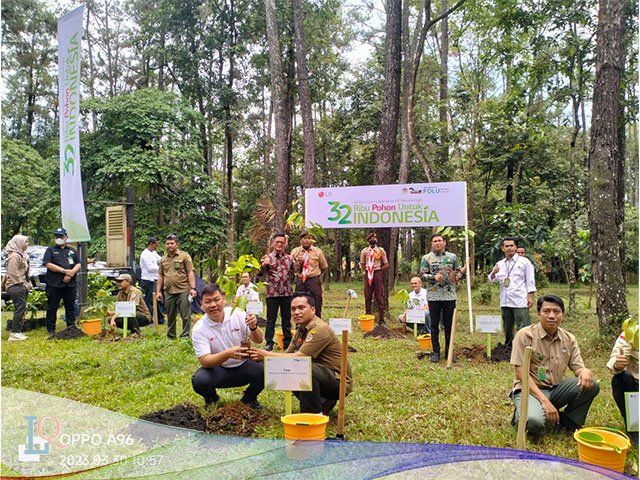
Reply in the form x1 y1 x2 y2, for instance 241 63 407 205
191 283 265 409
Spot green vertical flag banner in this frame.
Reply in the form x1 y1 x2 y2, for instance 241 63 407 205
58 6 91 242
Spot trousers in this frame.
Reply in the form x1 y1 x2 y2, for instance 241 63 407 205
364 270 385 323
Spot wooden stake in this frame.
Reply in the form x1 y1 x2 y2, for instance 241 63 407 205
516 346 533 450
153 294 158 334
446 308 458 368
336 330 348 439
343 296 351 318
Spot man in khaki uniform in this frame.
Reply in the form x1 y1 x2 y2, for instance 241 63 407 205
359 232 389 325
291 231 328 317
156 235 197 339
510 294 598 435
109 274 151 334
251 293 352 414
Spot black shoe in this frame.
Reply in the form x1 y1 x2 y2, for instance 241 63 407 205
265 344 273 351
205 393 221 408
559 413 580 432
378 320 386 326
322 399 337 415
241 398 263 410
430 353 440 363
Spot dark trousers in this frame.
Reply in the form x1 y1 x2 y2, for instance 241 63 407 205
428 300 456 357
114 312 150 334
295 363 340 413
266 296 292 348
364 270 385 323
46 286 77 334
612 371 639 429
140 279 164 323
7 284 28 333
295 275 323 318
191 360 264 404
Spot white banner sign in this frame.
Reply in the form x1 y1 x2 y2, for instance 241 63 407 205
305 182 467 228
406 310 426 324
475 315 502 334
625 392 639 432
329 318 352 334
115 301 136 318
58 6 90 242
246 301 263 316
264 357 312 391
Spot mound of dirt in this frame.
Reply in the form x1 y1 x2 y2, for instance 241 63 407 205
363 325 406 339
49 325 86 340
95 330 143 343
204 402 267 436
140 403 206 431
489 342 512 362
456 344 487 362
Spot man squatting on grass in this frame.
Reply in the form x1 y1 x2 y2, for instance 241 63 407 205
191 284 265 409
510 294 599 434
251 293 353 415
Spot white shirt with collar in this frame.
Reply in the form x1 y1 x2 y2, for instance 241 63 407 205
235 282 260 303
192 307 251 368
139 248 161 281
488 254 536 308
408 288 428 309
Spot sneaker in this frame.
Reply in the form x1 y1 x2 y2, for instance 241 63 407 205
16 333 27 340
8 333 26 341
265 343 274 352
378 320 386 326
205 394 221 408
430 353 440 363
241 399 264 410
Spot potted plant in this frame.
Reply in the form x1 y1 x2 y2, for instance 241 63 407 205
81 287 114 335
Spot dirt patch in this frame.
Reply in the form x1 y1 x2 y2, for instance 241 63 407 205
456 344 487 362
49 325 86 340
139 401 269 437
363 324 406 339
95 330 143 343
489 342 512 362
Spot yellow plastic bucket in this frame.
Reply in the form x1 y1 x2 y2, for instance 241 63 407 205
358 314 375 332
281 414 329 441
417 334 432 351
574 427 630 473
274 330 284 349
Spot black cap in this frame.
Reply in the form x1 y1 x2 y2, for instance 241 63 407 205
299 231 311 239
53 227 67 236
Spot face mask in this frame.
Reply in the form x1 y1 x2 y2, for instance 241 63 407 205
369 240 377 246
55 238 66 246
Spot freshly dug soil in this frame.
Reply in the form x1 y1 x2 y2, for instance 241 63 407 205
456 344 487 362
363 325 406 339
49 325 86 340
96 330 143 343
489 342 512 362
139 402 269 437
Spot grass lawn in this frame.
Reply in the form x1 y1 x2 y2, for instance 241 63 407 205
2 281 638 475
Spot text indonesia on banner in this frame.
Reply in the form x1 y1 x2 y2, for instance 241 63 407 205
58 6 91 242
305 182 467 228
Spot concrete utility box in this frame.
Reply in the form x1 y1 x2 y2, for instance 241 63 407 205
106 206 127 267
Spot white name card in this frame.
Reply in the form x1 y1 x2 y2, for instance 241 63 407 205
115 301 136 318
475 315 502 334
625 392 639 432
406 309 426 324
265 357 312 391
246 301 263 315
329 318 352 334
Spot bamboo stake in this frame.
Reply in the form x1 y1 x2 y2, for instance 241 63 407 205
516 346 533 450
446 308 458 368
336 330 348 440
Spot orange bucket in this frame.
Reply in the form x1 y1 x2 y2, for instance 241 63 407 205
274 330 284 349
281 414 329 441
574 427 630 472
80 319 102 335
417 334 432 351
358 314 375 332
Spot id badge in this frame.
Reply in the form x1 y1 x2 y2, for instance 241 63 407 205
68 254 75 266
537 366 547 382
503 278 510 287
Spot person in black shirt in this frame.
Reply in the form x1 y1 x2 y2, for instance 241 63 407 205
43 228 80 336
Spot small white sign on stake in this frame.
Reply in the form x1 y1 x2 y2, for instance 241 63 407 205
329 318 352 334
115 301 136 318
475 315 502 334
625 392 639 432
264 357 312 391
246 301 263 316
406 309 426 324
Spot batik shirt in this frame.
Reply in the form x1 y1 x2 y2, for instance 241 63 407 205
420 251 460 301
262 252 293 298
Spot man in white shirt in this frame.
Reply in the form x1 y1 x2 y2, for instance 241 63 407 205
235 272 260 303
488 237 536 348
191 283 265 408
400 276 430 334
139 237 164 324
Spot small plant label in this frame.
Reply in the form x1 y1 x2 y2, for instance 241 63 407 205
406 310 426 324
625 392 638 432
329 318 352 334
115 301 136 318
264 357 312 391
475 315 502 333
246 301 263 315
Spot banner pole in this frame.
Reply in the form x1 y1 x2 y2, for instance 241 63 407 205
464 182 473 333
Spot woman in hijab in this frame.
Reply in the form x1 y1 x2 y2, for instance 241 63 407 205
5 235 32 340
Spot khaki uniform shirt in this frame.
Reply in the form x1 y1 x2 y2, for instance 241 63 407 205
5 253 31 290
291 245 328 279
116 286 151 321
159 250 193 294
359 246 388 271
607 332 639 381
510 322 585 391
286 317 353 394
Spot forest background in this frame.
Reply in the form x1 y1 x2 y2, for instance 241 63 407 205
2 0 638 335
